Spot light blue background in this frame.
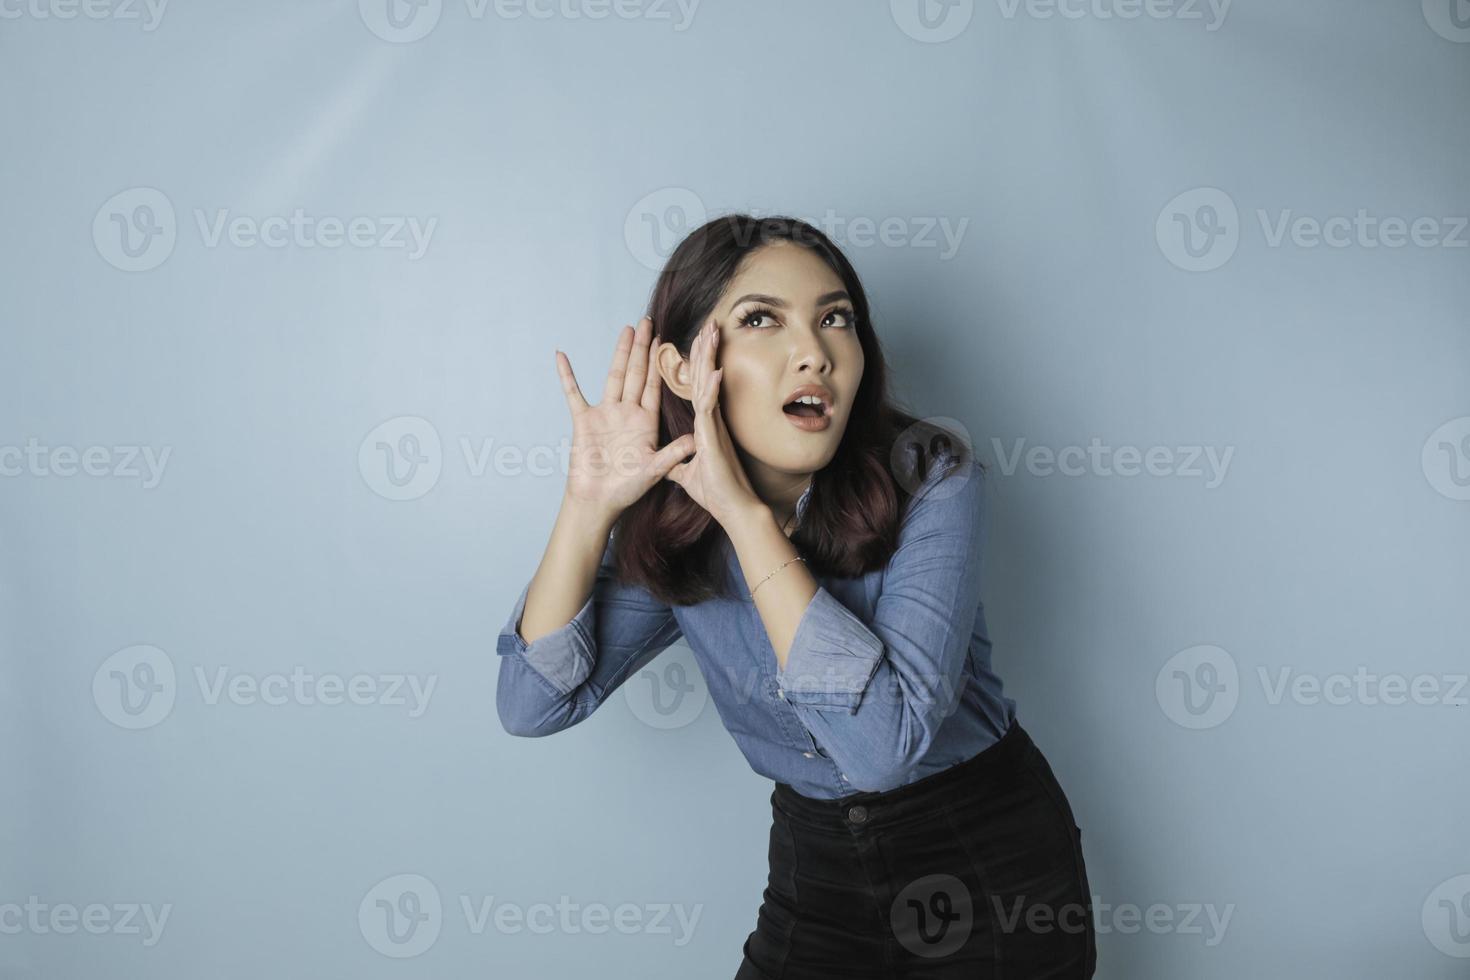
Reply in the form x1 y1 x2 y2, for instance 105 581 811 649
2 1 1467 977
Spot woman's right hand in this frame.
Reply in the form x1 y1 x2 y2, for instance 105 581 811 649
555 316 695 522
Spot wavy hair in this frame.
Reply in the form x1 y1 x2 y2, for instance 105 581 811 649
613 213 977 606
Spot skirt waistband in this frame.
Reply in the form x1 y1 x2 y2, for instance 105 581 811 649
773 720 1033 828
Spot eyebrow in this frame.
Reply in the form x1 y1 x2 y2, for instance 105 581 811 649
726 290 851 313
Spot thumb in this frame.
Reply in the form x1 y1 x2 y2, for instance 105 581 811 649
664 458 691 489
650 434 695 479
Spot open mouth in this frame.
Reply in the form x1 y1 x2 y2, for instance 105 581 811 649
782 401 827 419
781 394 833 432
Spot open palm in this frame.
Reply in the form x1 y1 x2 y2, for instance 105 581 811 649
556 317 694 520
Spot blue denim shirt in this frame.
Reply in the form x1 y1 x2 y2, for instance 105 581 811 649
495 452 1017 799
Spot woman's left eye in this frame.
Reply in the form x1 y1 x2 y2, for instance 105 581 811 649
823 308 856 329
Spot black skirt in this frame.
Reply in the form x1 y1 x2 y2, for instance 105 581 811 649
735 721 1097 979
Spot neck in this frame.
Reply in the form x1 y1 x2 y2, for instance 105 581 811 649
738 452 812 535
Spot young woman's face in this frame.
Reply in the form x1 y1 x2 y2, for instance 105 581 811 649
699 241 865 480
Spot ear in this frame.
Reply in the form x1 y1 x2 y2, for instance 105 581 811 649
655 341 695 401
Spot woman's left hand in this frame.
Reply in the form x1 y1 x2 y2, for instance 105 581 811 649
665 318 766 529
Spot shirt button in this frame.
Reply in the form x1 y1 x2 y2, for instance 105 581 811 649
802 751 814 758
775 687 785 700
847 805 868 824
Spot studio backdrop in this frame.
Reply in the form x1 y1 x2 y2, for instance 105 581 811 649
2 1 1467 977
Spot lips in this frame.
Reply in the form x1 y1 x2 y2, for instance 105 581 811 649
781 384 834 417
781 384 835 433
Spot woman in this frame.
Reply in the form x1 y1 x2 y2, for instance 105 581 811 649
495 215 1097 978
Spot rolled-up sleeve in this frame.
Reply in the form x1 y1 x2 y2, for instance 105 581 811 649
497 580 597 696
495 532 683 737
776 589 884 711
775 454 988 791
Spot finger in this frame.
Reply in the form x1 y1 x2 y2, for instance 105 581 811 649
622 317 651 403
699 366 723 416
641 320 663 412
602 325 634 404
689 326 704 406
650 434 695 479
555 350 590 415
697 319 718 405
709 369 726 416
711 389 736 446
692 368 721 446
665 458 689 488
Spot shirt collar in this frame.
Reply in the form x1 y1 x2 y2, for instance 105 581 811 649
792 480 814 529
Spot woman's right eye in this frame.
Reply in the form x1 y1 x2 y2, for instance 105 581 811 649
739 309 776 329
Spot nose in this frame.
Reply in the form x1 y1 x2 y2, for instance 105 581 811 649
791 320 834 376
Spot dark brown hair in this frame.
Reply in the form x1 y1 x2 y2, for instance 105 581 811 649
613 214 978 606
